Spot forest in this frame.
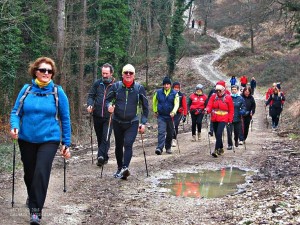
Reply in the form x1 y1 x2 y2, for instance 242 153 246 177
1 0 300 143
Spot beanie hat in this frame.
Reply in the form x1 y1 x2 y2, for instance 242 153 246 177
276 83 281 90
162 76 172 85
216 80 226 91
195 84 203 91
122 64 135 74
172 81 180 88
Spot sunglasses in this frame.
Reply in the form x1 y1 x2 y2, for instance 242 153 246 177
123 71 134 75
216 90 222 92
37 68 53 74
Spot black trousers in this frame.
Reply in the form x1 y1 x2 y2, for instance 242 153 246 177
212 122 226 150
227 122 241 146
18 140 59 218
113 120 139 169
191 113 204 135
93 116 112 160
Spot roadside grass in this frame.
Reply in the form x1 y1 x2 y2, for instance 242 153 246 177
0 143 21 173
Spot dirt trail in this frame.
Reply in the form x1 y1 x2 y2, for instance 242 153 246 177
1 35 299 225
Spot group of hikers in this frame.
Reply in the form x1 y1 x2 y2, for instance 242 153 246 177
9 57 286 225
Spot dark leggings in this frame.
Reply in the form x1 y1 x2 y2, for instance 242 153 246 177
113 120 139 169
18 140 59 218
212 122 226 150
191 113 204 135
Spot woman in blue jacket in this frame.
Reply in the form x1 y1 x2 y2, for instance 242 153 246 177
10 57 71 225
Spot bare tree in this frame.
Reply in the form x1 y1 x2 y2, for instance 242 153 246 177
57 0 66 88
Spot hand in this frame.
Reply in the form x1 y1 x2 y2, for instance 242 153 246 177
194 110 199 115
182 116 186 123
10 128 18 140
154 112 158 117
170 112 175 117
87 105 93 113
108 105 115 113
227 122 232 127
203 109 208 114
138 124 145 134
60 145 71 159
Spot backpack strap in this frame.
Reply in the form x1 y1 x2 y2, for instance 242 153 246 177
16 84 32 116
53 85 59 120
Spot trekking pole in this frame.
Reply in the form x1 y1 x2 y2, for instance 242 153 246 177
140 131 149 177
265 106 269 129
90 114 94 164
11 128 16 208
205 116 212 155
250 118 253 132
63 157 67 192
227 124 235 153
100 113 112 178
171 117 180 154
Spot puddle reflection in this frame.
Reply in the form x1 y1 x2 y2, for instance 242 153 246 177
158 167 251 198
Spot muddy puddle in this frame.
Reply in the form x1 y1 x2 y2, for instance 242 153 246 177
158 167 253 198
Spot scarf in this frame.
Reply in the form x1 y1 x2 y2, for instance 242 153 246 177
35 78 51 88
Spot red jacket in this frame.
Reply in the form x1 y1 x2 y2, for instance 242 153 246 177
240 76 248 85
265 87 274 100
177 94 188 116
206 93 234 123
188 93 207 111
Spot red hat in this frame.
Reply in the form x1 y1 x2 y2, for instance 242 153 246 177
216 80 226 91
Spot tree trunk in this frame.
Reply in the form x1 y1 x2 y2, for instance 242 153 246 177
57 0 66 88
94 29 100 82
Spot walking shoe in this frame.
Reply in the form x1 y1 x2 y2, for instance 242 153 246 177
166 148 172 154
192 135 197 142
211 150 218 158
235 140 239 147
172 139 177 147
96 156 105 167
218 148 224 155
197 132 201 140
155 148 162 155
113 169 121 178
227 146 233 150
239 141 243 145
208 131 213 137
117 167 130 180
30 214 40 225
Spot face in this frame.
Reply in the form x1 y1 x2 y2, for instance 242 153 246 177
173 86 180 92
122 70 135 83
244 89 250 96
102 67 113 78
163 83 171 90
35 62 53 83
216 89 224 96
231 87 238 94
196 89 202 95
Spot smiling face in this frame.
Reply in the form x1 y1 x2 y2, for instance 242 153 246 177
35 62 53 83
122 70 135 83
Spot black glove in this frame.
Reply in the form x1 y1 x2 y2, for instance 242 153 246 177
182 116 186 123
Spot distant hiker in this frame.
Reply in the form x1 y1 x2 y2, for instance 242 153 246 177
188 84 208 141
229 75 237 86
265 83 285 130
172 82 188 147
153 76 179 155
265 82 277 101
87 63 115 167
10 57 71 225
205 80 234 157
106 64 149 179
250 77 257 95
198 20 202 28
226 85 246 150
191 19 195 28
240 75 248 88
241 86 256 141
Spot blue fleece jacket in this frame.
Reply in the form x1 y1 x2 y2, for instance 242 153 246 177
10 80 71 147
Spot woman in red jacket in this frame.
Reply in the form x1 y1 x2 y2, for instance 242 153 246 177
188 84 207 141
205 80 234 157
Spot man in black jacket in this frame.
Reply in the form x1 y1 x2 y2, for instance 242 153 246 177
106 64 149 180
87 63 115 167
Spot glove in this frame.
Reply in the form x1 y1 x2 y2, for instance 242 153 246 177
182 116 186 123
194 110 199 115
170 112 175 117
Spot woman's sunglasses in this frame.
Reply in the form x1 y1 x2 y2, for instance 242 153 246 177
123 71 134 75
37 68 53 74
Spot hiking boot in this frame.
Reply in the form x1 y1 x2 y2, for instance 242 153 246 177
197 132 201 140
235 140 239 147
192 135 196 142
208 131 213 137
155 148 162 155
172 139 177 147
30 214 40 225
239 141 243 145
117 167 130 180
166 148 172 154
218 148 224 155
211 150 218 158
96 156 105 167
227 146 233 150
113 169 121 178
